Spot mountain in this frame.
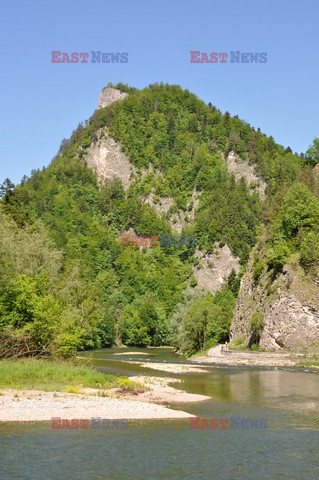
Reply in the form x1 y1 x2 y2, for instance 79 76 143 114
1 82 318 357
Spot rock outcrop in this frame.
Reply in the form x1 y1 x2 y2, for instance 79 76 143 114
224 151 266 199
170 189 200 233
83 88 134 188
142 184 200 233
144 192 174 216
98 87 128 109
231 247 319 350
193 244 240 294
85 128 136 189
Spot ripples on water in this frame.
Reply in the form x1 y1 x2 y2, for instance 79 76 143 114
1 347 318 480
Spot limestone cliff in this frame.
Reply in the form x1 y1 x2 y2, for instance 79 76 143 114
224 150 266 199
85 128 136 188
193 244 240 295
231 246 319 351
84 88 135 188
98 87 128 109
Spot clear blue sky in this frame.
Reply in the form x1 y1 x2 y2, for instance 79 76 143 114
1 0 319 184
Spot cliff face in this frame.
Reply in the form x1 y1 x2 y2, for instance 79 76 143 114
98 87 128 109
231 247 319 351
85 128 136 189
193 244 240 295
224 151 266 199
85 88 135 188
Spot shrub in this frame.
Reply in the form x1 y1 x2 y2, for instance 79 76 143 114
249 312 264 347
253 259 265 281
249 312 264 334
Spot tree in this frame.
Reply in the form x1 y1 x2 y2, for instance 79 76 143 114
177 293 234 355
0 178 15 202
300 231 319 269
281 183 319 238
305 138 319 166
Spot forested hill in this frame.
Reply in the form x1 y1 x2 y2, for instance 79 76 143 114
1 83 318 358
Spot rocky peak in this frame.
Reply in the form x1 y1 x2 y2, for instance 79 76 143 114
98 87 128 109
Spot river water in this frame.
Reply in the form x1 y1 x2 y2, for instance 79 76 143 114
1 347 319 479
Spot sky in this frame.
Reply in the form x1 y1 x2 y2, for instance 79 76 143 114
1 0 319 185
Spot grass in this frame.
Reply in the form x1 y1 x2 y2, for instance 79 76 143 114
298 360 319 367
190 349 210 358
228 336 247 351
0 358 123 392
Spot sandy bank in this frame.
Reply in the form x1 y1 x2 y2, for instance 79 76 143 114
127 361 210 373
113 352 151 356
0 376 209 422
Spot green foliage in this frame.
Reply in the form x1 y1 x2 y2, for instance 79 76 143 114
167 287 205 347
229 335 247 351
0 178 15 203
300 232 319 269
305 138 319 166
250 343 259 351
253 258 265 281
249 312 264 334
227 268 241 294
0 83 313 356
266 183 319 274
266 239 291 272
119 305 151 346
249 312 264 347
281 183 319 239
178 289 236 355
117 377 145 392
100 83 270 262
0 358 119 390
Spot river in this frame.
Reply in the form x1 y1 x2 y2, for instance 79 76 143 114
0 347 318 479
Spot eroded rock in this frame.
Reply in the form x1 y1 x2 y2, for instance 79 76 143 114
225 151 266 199
85 129 136 189
231 246 319 351
98 87 128 109
193 244 240 294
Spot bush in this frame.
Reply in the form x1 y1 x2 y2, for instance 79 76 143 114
117 378 145 393
300 232 319 269
228 335 246 351
249 312 264 347
267 240 290 272
253 259 265 281
249 312 264 334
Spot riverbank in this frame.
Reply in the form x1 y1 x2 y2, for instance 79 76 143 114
127 361 210 374
0 376 210 422
190 344 318 368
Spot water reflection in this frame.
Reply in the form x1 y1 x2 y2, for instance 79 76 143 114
1 348 319 479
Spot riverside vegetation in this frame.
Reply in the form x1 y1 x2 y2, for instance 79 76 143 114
1 82 319 360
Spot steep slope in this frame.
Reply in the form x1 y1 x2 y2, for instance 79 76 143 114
2 82 314 356
231 247 319 350
231 179 319 351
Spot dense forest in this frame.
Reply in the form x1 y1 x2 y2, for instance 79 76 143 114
1 83 318 358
